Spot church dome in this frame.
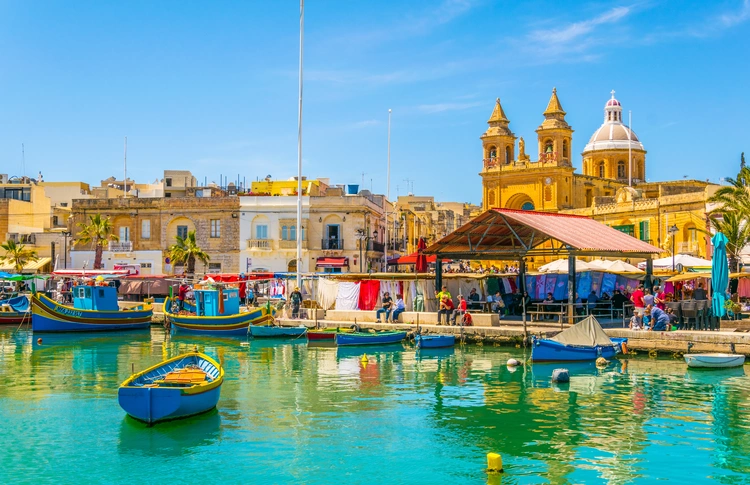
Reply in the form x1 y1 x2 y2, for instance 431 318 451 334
583 91 645 153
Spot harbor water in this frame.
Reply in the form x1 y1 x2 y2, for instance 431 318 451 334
1 327 750 484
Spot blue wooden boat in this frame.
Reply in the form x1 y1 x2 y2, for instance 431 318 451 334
0 295 30 325
416 334 455 349
249 325 307 338
336 331 407 346
32 287 152 333
118 351 224 425
531 316 627 362
165 287 274 336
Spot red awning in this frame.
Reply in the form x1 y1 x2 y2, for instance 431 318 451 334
389 252 449 265
203 272 276 282
52 269 130 277
316 257 349 268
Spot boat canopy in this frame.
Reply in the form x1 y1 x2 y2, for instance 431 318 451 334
550 316 613 347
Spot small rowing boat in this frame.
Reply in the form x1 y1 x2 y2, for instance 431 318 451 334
684 353 746 369
531 316 627 362
335 331 406 346
118 351 224 425
307 327 354 341
416 334 455 349
0 295 30 325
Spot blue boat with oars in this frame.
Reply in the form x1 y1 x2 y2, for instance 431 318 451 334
336 330 407 346
416 334 455 349
0 295 30 325
165 285 274 336
32 282 152 333
531 315 627 362
118 351 224 425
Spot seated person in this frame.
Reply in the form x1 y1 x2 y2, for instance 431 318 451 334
452 295 467 325
376 292 394 323
461 311 473 327
489 291 506 318
390 293 405 323
666 307 679 328
587 290 599 314
611 289 628 311
467 288 481 310
629 315 642 330
437 295 455 325
543 292 556 320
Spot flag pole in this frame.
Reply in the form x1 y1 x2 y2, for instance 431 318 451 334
296 0 304 289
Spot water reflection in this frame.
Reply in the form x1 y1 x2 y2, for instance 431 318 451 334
118 409 222 457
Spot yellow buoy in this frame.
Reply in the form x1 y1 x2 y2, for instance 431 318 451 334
360 354 368 363
487 452 503 473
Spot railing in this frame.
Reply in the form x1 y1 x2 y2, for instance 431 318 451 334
321 239 344 250
279 240 308 249
248 239 272 250
108 241 132 252
370 241 385 252
678 242 699 254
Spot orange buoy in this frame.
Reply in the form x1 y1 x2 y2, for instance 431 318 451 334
37 338 42 344
621 342 628 354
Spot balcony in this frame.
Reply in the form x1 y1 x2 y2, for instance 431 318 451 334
108 241 132 252
247 239 272 250
678 241 699 255
370 241 385 253
279 239 308 250
322 239 344 250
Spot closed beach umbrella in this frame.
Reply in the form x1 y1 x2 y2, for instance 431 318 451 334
711 232 729 318
415 237 428 273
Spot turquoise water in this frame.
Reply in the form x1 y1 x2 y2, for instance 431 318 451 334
1 328 750 484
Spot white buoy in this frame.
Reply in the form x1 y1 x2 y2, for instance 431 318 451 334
551 368 570 383
506 358 521 367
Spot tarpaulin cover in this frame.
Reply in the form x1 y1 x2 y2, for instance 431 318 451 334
0 295 29 312
358 280 381 311
550 316 613 347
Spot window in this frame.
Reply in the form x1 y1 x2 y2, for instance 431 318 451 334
177 225 188 239
505 146 511 164
210 219 221 238
255 224 268 239
165 178 172 187
598 161 605 178
617 161 626 179
562 139 568 158
165 193 172 198
141 220 151 239
60 202 68 207
282 225 288 240
119 226 130 242
290 225 296 241
53 216 59 226
521 201 534 211
613 224 635 237
208 263 222 272
639 221 650 242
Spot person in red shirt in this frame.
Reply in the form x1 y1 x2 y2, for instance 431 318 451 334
177 280 190 311
631 284 645 323
437 295 454 325
452 295 468 325
238 273 247 305
653 285 666 310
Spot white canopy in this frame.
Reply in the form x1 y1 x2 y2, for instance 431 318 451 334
587 259 612 270
606 260 644 273
637 254 712 270
539 258 593 273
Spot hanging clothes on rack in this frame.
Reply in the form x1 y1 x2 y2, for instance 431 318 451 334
335 282 360 310
358 280 381 311
316 278 339 310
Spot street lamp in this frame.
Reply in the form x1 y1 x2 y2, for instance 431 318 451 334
356 229 378 273
61 231 72 269
668 224 679 272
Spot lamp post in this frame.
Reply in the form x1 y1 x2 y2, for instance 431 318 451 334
61 231 72 269
669 224 679 272
356 229 366 273
371 230 378 273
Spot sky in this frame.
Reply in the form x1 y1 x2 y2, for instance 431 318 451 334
1 0 749 205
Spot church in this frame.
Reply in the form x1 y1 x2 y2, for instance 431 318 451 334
479 89 717 261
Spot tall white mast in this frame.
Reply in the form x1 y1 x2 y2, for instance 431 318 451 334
296 0 304 288
124 136 128 197
385 108 391 272
628 110 632 187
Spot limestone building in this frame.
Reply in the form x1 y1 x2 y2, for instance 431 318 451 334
479 89 716 260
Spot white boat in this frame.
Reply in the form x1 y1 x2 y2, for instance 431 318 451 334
684 353 746 369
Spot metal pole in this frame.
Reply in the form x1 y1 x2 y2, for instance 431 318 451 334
385 109 391 273
628 110 632 186
568 255 576 325
296 0 304 288
359 235 363 273
124 136 128 197
672 238 675 272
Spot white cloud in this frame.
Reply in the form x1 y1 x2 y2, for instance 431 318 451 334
720 0 750 27
531 6 631 44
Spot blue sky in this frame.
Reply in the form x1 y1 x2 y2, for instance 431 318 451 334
1 0 749 205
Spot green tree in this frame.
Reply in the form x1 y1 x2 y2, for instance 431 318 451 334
75 214 119 269
0 240 39 273
168 230 209 275
707 211 750 272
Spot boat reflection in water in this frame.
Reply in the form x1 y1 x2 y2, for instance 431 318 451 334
118 408 222 456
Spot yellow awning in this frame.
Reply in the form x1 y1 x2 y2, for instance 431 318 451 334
665 272 711 282
0 257 52 273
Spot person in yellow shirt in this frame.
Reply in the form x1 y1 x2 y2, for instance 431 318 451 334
435 285 451 304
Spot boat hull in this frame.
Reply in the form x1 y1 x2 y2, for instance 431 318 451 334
0 296 30 324
165 297 273 336
31 293 152 333
118 352 223 425
336 331 407 346
416 335 455 349
307 328 354 341
0 312 29 324
531 337 620 362
249 325 307 338
684 353 746 368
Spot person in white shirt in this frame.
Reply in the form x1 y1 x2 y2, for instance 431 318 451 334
389 294 406 323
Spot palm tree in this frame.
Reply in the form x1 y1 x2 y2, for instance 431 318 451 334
708 212 750 273
0 240 39 273
169 230 209 275
75 214 119 269
709 166 750 214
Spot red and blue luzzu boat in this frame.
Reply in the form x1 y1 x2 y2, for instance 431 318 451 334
335 331 407 346
0 295 30 325
530 315 627 362
165 286 274 336
118 351 223 425
32 286 152 332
